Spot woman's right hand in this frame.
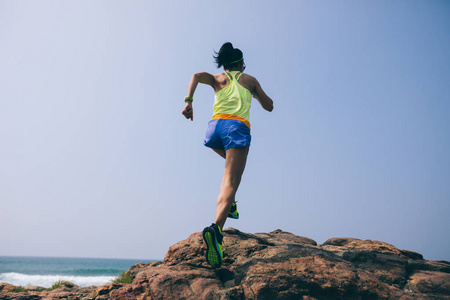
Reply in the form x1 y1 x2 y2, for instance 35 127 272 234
182 101 193 121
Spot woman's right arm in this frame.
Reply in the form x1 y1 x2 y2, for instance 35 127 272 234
252 79 274 112
182 72 216 121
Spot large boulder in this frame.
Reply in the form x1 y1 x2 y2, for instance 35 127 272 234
108 228 450 299
1 228 449 299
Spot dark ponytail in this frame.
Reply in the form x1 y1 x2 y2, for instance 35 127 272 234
213 42 243 69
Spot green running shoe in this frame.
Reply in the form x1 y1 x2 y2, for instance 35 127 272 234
202 223 223 268
228 202 239 219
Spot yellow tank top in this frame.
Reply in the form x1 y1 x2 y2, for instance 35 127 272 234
212 71 252 129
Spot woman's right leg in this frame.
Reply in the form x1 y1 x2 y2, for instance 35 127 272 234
214 147 249 230
212 148 226 159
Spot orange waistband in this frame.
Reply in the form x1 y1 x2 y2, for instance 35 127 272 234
212 114 251 130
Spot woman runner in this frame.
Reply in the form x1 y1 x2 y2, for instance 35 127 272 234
182 42 273 268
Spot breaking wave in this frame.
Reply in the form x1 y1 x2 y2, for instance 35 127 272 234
0 272 115 288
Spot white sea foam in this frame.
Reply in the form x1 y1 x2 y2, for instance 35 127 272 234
0 272 115 288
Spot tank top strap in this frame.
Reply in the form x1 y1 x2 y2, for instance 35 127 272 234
225 72 233 81
236 72 243 81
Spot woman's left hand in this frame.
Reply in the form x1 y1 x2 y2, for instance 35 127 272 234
182 102 193 121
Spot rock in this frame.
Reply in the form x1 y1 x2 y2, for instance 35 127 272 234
406 271 450 297
109 229 450 299
0 283 18 293
58 281 78 289
1 228 449 299
22 286 44 292
400 249 424 260
0 282 97 300
86 282 125 300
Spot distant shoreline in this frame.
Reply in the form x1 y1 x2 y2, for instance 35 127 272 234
0 256 160 288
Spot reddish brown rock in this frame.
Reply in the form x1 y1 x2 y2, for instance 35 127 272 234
0 281 96 300
406 271 450 296
0 283 18 293
1 228 449 299
110 229 450 299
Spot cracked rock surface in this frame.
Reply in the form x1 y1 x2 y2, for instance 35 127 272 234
1 228 449 299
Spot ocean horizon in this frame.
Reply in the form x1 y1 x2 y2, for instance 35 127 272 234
0 256 157 288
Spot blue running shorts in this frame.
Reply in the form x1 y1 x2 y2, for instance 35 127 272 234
204 119 251 150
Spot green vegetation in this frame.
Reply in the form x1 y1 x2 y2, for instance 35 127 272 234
10 282 59 293
11 286 46 293
112 270 134 284
11 286 27 292
50 280 63 290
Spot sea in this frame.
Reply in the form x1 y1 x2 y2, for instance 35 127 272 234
0 256 152 288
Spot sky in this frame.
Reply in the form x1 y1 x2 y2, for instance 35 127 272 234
1 1 449 261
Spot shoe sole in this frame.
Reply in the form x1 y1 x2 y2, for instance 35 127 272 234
202 227 222 268
228 204 239 219
227 213 239 219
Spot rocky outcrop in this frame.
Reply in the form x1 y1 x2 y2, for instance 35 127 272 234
0 280 96 300
1 228 449 299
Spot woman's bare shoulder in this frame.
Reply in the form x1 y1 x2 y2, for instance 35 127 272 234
214 72 229 83
213 72 228 79
239 73 258 92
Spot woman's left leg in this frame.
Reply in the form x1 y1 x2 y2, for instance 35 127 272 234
214 146 249 230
